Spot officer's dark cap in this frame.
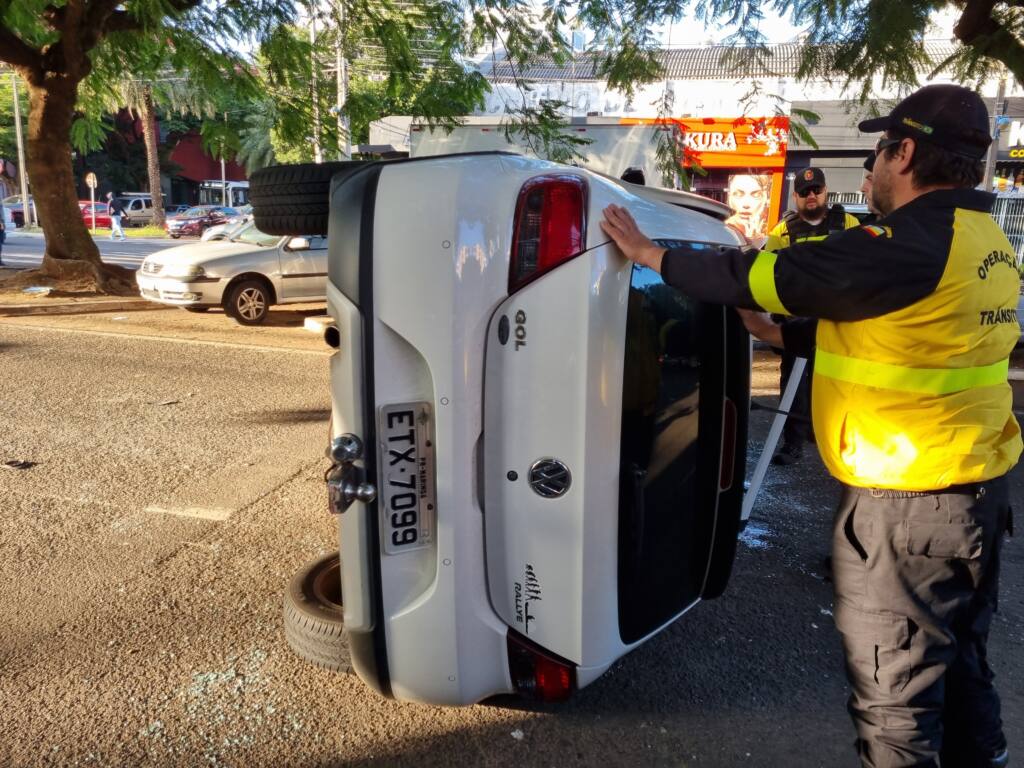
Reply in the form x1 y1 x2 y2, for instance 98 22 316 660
858 84 991 160
863 152 875 173
794 166 826 194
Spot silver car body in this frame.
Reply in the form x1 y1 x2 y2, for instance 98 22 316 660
137 223 327 308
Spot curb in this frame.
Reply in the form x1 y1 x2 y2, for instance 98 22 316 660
0 299 163 317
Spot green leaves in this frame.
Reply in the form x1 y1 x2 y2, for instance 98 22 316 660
502 99 594 164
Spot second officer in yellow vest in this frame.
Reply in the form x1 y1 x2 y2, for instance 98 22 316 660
599 84 1018 768
763 167 860 465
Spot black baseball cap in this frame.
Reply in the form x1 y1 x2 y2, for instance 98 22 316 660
863 152 875 173
857 84 991 159
794 167 826 194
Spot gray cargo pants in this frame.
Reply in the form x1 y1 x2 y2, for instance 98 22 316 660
832 477 1011 768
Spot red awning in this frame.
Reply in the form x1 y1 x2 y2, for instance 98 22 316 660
168 133 247 183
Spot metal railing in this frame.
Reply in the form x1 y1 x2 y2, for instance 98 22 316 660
831 192 867 204
992 196 1024 266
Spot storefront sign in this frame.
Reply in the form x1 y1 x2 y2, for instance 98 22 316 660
997 120 1024 161
619 116 790 169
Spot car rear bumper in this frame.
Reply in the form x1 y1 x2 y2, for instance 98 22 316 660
328 159 518 705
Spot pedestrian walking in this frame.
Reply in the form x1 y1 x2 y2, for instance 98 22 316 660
107 192 126 241
763 167 860 465
600 84 1017 768
0 200 6 266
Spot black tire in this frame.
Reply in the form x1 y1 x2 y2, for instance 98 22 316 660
249 161 367 236
183 306 210 313
224 278 271 325
170 234 180 239
283 552 351 673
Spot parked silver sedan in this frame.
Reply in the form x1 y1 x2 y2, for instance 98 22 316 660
136 221 327 325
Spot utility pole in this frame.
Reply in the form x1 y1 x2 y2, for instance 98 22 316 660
11 73 33 227
220 112 228 206
983 74 1007 193
335 0 350 160
310 6 324 164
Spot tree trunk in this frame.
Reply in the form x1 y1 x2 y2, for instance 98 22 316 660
22 75 134 293
141 85 166 229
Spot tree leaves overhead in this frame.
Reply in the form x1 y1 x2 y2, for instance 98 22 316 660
3 0 1024 176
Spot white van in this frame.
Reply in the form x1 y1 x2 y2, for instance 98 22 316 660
115 193 155 227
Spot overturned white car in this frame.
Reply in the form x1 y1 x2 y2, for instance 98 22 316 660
252 153 750 706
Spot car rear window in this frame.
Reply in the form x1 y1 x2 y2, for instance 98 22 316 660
617 249 728 643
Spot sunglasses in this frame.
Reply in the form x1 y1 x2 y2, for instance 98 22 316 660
876 136 903 153
796 185 823 197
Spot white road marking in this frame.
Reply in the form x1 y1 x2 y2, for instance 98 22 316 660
0 322 331 356
145 505 233 521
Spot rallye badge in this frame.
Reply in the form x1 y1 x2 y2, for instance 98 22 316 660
803 169 814 180
901 117 934 135
862 225 892 238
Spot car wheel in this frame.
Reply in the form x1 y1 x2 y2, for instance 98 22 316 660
283 552 351 673
183 306 210 313
225 278 271 325
249 161 368 237
170 234 180 239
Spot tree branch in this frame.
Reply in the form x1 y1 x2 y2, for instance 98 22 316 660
954 0 999 41
104 10 144 32
0 25 44 72
954 0 1024 82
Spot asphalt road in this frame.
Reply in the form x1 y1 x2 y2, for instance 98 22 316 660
0 312 1020 767
0 232 179 270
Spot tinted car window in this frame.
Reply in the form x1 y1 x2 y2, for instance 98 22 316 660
617 253 728 643
229 222 282 248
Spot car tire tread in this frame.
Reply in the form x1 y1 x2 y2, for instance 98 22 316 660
283 552 351 674
250 161 367 236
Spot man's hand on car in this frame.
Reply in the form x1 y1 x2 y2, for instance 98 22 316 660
601 204 667 272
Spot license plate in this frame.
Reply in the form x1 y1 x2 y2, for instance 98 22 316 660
378 402 435 554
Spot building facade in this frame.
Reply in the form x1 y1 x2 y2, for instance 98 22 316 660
475 42 1017 204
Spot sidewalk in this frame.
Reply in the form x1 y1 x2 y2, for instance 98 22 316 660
0 295 160 317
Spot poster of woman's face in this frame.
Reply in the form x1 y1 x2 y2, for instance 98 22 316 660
725 173 771 242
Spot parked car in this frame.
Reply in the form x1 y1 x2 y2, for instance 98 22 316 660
79 201 112 229
136 220 326 324
3 194 36 227
250 154 750 706
201 205 253 242
165 205 239 238
114 194 156 227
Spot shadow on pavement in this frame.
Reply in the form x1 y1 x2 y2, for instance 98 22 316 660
251 408 331 425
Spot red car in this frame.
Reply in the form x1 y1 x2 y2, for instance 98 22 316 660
79 201 112 229
165 205 238 238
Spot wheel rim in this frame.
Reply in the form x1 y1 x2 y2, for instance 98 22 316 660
311 558 343 611
236 287 266 320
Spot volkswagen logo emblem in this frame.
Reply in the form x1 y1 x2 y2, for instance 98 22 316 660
528 458 572 498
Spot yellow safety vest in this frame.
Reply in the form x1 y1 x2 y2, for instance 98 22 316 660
806 208 1021 489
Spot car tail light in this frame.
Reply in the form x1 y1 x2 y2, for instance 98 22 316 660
507 630 576 702
719 397 737 491
508 175 587 293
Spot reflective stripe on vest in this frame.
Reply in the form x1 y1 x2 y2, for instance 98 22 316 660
815 349 1010 395
748 251 790 315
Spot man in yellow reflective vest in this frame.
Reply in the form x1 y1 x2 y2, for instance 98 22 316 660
600 84 1018 768
764 167 861 465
